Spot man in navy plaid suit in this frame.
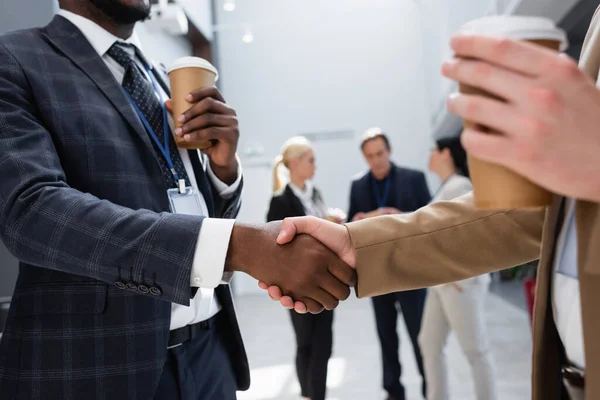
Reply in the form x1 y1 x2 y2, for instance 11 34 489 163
0 1 356 399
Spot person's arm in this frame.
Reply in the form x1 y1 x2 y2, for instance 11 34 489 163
347 193 545 297
0 44 202 306
264 191 545 313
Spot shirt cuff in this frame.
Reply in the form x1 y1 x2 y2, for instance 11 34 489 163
190 218 236 288
206 154 242 199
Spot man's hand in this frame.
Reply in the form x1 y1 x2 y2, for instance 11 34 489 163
257 217 356 313
443 35 600 202
165 86 239 184
226 221 356 314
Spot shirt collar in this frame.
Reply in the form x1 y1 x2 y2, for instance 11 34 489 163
371 164 394 182
57 9 144 57
289 181 314 201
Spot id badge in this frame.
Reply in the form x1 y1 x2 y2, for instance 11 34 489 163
167 187 203 216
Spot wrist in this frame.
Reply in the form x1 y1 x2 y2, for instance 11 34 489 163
225 222 260 275
210 156 238 185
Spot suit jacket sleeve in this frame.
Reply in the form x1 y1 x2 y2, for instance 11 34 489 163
346 192 545 298
0 43 200 307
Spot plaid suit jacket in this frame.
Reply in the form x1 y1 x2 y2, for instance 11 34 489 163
0 15 249 399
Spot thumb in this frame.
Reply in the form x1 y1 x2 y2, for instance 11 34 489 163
276 217 320 244
276 218 299 244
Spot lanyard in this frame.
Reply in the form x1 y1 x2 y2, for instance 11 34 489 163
122 64 185 191
371 174 391 208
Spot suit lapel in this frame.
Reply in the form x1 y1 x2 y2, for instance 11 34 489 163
285 186 307 216
531 11 600 398
530 195 564 400
43 15 217 215
42 16 153 150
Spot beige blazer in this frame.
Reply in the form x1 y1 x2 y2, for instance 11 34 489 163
347 8 600 400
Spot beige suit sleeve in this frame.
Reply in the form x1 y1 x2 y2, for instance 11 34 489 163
346 192 545 298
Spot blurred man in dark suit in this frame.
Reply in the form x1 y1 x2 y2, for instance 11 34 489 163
347 128 431 400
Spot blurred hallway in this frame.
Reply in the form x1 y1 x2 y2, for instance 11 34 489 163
236 290 532 400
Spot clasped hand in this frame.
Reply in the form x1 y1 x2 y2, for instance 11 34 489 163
258 217 356 314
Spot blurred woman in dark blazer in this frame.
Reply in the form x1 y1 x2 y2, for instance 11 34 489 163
267 136 338 400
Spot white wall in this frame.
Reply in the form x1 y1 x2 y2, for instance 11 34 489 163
0 0 56 34
216 0 435 213
214 0 441 295
182 0 214 41
136 23 192 65
417 0 498 132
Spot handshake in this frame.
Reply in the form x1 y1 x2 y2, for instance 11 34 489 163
225 217 357 314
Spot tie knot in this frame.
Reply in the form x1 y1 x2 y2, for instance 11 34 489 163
107 42 136 69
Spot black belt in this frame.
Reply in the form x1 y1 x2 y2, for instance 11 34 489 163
168 315 217 348
562 365 585 400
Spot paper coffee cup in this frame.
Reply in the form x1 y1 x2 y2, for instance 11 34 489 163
167 57 219 150
456 16 567 209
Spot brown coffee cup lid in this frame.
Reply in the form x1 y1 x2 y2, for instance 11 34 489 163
458 16 568 51
167 56 219 81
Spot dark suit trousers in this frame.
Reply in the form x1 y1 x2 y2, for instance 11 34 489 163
153 317 237 400
371 289 427 400
289 309 334 400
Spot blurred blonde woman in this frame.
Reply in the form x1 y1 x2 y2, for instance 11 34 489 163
267 136 333 400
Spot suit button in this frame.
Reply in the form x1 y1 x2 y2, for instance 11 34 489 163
126 283 138 291
138 285 149 294
115 281 127 290
150 286 162 296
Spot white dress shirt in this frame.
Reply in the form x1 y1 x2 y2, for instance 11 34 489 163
549 66 600 371
553 199 585 369
57 10 241 331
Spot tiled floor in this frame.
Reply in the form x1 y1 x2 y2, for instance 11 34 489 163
234 289 533 400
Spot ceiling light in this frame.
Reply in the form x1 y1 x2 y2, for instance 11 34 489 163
242 25 254 43
223 0 236 12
